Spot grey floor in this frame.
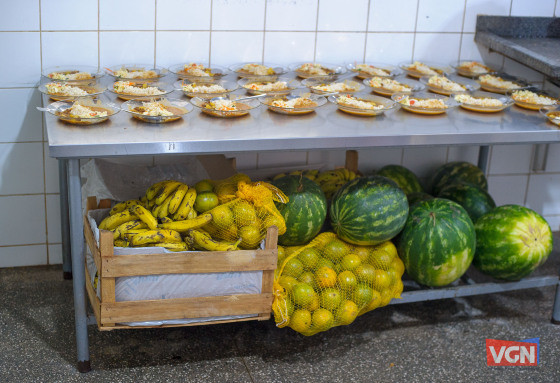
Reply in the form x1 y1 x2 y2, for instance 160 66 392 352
1 247 560 383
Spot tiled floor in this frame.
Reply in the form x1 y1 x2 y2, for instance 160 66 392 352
1 247 560 382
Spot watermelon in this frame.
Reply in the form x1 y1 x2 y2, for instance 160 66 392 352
407 192 433 207
430 162 487 195
330 175 409 245
272 175 328 246
377 165 423 195
437 181 496 222
397 198 475 287
474 205 553 281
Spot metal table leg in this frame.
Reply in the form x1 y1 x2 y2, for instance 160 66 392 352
477 145 490 173
67 159 91 372
59 159 72 279
552 281 560 324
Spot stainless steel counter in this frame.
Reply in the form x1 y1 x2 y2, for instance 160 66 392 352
44 92 560 159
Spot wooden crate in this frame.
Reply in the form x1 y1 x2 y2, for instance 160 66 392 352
83 197 278 331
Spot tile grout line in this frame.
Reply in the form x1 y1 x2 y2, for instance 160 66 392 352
0 243 52 249
457 0 468 61
154 0 157 67
411 0 420 61
362 0 372 63
97 0 100 69
523 145 536 206
209 0 213 66
313 0 320 62
0 29 475 34
261 0 267 64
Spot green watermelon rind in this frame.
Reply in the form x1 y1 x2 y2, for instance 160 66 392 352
377 165 424 195
430 161 488 195
437 181 496 223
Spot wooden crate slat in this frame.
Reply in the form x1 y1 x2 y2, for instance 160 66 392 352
100 293 273 324
98 316 265 331
83 214 101 272
84 266 102 328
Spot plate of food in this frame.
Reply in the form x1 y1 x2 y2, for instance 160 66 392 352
453 91 513 113
38 97 119 125
260 90 327 115
228 63 288 78
174 79 238 99
398 61 453 79
42 65 104 84
346 62 401 79
507 89 558 110
190 95 261 118
289 62 346 79
420 74 480 95
121 98 193 123
238 77 300 96
302 78 364 95
476 73 527 94
168 62 227 82
328 93 398 116
363 76 424 96
451 60 494 78
540 105 560 127
391 91 458 115
108 81 174 101
105 64 167 82
39 82 106 101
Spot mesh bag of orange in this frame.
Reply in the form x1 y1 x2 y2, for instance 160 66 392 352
272 232 404 335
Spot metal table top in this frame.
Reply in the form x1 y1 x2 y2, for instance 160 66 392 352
44 92 560 159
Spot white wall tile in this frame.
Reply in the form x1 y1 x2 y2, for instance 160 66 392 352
416 0 465 32
463 0 510 33
100 0 155 30
156 0 211 30
526 174 560 216
369 0 418 32
307 150 347 169
459 33 486 62
413 33 461 62
0 89 42 143
41 0 97 31
0 244 47 268
266 0 318 31
210 32 264 66
0 195 46 246
447 146 479 165
511 0 556 17
257 151 308 168
357 147 403 174
489 145 533 175
212 0 266 31
46 194 61 243
543 215 560 232
487 175 528 206
545 144 560 173
0 0 39 31
318 0 369 31
44 143 60 194
0 32 41 87
365 33 414 63
502 58 545 84
402 146 448 179
231 153 258 170
543 80 560 98
156 31 210 68
316 33 366 63
48 243 62 265
100 32 155 66
41 32 98 69
263 32 315 64
0 143 44 195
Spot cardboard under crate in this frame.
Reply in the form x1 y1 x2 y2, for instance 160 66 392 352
83 197 278 331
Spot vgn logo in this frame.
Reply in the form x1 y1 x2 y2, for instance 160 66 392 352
486 338 540 366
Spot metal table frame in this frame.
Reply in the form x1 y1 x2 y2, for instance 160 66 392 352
46 95 560 372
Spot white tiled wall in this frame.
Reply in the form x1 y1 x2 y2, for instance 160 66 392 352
0 0 558 267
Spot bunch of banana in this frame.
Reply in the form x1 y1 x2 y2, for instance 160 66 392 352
186 229 241 251
315 168 359 199
272 169 319 182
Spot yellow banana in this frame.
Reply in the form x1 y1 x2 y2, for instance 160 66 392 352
316 171 342 184
130 205 158 230
158 213 213 232
188 229 241 251
146 242 189 251
168 184 189 215
145 180 170 201
122 229 149 241
187 209 198 220
173 189 197 220
131 229 182 247
289 170 303 176
155 181 183 205
98 210 137 231
109 201 128 215
113 239 129 247
348 170 357 180
140 195 148 205
160 216 173 223
272 172 286 181
113 219 148 240
157 194 174 219
152 204 163 218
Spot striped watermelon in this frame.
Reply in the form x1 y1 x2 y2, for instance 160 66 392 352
437 181 496 222
330 175 409 245
377 165 423 195
474 205 553 281
430 162 487 195
407 192 433 207
273 175 327 246
397 198 475 287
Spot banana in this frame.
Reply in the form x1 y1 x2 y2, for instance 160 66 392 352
152 204 163 219
140 195 148 205
348 170 357 180
98 210 137 231
160 216 173 224
173 189 197 220
168 184 189 215
158 213 213 232
122 229 149 241
272 172 286 181
131 229 182 247
155 181 183 205
113 239 129 247
146 242 189 251
316 171 342 184
145 180 170 200
113 219 148 240
130 205 158 230
188 229 241 251
289 170 303 176
157 194 174 219
109 201 128 215
187 209 198 220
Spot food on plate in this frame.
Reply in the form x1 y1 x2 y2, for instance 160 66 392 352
58 102 108 118
510 90 557 106
181 83 227 93
397 96 447 109
237 63 275 76
270 97 318 109
181 63 214 77
336 95 385 110
48 71 93 81
113 81 165 96
205 99 239 111
406 61 439 76
44 82 89 97
352 64 390 77
456 61 491 75
296 63 334 77
132 101 174 116
368 77 412 92
454 94 503 107
310 81 360 93
478 74 521 91
427 75 465 92
243 80 289 92
547 112 560 124
111 67 158 79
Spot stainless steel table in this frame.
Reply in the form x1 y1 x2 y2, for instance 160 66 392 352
44 92 560 372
